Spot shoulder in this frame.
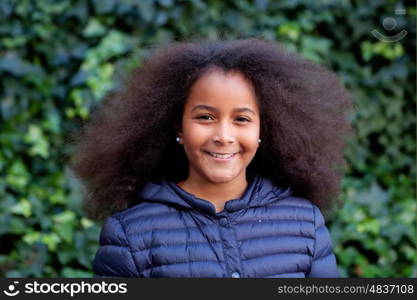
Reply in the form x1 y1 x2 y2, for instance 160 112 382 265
111 201 174 222
273 195 324 224
106 201 180 237
261 176 321 218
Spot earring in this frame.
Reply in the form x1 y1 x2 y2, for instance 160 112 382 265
258 139 261 144
176 137 181 143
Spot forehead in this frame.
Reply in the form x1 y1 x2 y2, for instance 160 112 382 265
185 69 259 112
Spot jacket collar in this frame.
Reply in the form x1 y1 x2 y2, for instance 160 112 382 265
137 173 292 216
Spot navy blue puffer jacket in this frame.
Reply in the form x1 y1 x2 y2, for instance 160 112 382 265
93 174 339 277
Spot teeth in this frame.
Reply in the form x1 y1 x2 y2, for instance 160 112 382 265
208 152 235 159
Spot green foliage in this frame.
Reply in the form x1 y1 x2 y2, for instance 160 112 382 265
0 0 415 277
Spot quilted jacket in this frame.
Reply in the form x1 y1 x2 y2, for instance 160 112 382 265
93 174 339 278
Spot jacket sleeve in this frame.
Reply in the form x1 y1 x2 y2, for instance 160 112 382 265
93 216 140 277
306 205 339 277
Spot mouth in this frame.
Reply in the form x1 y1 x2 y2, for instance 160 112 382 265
204 151 239 160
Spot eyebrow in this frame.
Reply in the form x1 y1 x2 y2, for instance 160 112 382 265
191 105 256 115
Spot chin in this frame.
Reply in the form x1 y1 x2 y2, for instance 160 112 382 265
205 171 241 183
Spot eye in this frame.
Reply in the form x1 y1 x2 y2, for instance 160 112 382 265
195 114 214 120
235 117 251 122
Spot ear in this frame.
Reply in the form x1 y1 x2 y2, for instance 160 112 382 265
174 120 183 142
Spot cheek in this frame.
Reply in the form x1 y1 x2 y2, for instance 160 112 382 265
241 130 260 151
244 140 260 154
182 126 207 151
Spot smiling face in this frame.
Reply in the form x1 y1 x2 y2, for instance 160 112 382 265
177 69 261 185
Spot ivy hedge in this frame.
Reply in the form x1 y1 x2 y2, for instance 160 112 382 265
0 0 415 277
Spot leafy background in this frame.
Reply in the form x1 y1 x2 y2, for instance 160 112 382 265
0 0 415 277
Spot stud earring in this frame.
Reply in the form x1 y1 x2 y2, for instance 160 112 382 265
258 139 261 144
176 137 181 143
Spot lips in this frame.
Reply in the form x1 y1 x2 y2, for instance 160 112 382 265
204 151 239 160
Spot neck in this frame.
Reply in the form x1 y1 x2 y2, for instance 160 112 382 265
179 171 248 213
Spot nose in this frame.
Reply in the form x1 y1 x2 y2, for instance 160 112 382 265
212 122 236 145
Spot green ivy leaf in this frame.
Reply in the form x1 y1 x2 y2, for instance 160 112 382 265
6 160 30 190
24 125 50 159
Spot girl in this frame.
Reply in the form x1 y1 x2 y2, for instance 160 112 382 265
68 38 353 278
